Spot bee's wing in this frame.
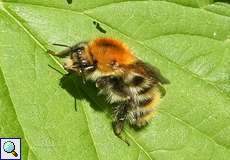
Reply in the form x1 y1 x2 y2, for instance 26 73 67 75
135 60 170 84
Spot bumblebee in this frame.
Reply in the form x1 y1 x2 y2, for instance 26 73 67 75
49 37 169 145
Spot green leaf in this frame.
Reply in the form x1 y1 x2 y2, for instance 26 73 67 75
0 68 30 159
0 0 230 160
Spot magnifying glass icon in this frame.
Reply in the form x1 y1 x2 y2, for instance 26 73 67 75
3 141 18 157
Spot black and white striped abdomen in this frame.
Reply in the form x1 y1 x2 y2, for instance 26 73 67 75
127 87 161 127
90 69 164 127
124 73 162 127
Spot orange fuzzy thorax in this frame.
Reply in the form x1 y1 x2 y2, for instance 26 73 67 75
88 38 137 72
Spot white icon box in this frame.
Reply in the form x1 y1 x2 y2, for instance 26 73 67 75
0 138 21 160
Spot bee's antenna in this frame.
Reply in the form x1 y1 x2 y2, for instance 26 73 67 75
79 69 86 84
52 43 71 48
50 43 73 57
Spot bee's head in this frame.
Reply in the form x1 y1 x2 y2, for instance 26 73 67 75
63 43 86 71
52 42 95 83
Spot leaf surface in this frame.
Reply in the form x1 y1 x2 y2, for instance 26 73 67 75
0 0 230 160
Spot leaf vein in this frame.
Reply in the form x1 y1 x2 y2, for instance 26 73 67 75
0 6 43 160
81 107 101 160
125 131 154 160
83 13 230 98
159 110 230 151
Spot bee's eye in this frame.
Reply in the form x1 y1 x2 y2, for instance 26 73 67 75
77 49 82 54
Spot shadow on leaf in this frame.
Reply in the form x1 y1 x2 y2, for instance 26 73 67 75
59 73 113 115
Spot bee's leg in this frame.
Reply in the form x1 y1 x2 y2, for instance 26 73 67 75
79 65 96 84
113 104 130 146
96 76 130 97
96 76 112 88
96 76 131 145
83 65 96 72
113 120 130 146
